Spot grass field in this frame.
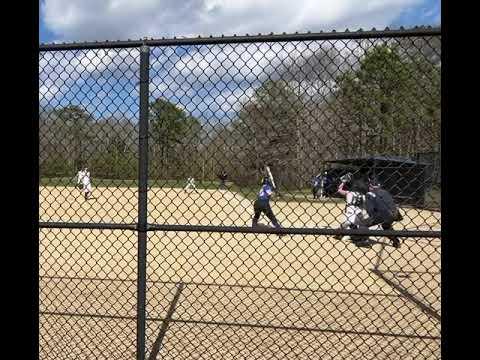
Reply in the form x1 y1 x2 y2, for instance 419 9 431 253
40 177 260 201
40 177 333 203
39 185 441 359
40 177 440 207
40 177 228 189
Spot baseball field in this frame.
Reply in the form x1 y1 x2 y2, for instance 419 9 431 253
39 185 441 359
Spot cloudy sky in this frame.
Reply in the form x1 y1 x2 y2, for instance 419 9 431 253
40 0 440 44
39 0 441 123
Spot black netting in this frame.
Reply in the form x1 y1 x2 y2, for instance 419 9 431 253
39 28 441 360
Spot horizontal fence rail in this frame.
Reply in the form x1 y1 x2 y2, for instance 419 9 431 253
39 221 441 238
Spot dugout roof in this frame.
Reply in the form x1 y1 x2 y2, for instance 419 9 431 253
325 156 431 206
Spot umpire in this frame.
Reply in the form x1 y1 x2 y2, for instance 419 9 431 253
357 179 403 248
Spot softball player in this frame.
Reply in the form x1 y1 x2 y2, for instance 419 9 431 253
357 179 403 248
334 174 370 247
77 167 92 200
252 176 282 231
184 177 197 191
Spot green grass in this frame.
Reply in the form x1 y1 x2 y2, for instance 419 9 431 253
39 177 345 205
41 177 440 210
44 177 440 208
40 177 255 192
41 177 217 188
40 177 138 188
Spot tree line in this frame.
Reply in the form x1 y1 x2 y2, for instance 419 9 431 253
40 39 440 189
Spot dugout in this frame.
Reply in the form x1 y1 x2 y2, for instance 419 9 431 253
324 156 431 206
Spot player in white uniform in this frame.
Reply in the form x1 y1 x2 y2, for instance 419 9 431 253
184 177 197 191
76 168 85 195
76 169 84 186
334 174 370 248
77 167 92 200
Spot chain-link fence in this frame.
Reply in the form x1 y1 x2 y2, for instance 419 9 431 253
39 27 441 360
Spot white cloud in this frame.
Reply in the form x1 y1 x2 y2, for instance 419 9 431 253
39 84 60 102
42 0 423 43
39 48 140 113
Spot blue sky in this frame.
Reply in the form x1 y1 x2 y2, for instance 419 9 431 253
39 0 441 122
391 0 440 28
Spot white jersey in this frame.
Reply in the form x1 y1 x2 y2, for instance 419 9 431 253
77 170 92 193
77 170 84 184
78 171 91 185
345 191 364 224
184 177 196 190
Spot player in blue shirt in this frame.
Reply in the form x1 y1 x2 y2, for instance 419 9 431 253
252 176 282 229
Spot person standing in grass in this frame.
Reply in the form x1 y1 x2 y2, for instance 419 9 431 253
184 177 197 191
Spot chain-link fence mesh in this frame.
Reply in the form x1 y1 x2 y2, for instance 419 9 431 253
39 28 441 360
39 228 138 359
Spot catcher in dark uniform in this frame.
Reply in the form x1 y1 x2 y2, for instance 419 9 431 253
357 179 403 248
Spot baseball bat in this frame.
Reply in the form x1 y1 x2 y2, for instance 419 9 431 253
265 166 276 190
265 165 287 201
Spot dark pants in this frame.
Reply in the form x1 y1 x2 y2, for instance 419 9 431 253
252 199 281 228
356 214 399 245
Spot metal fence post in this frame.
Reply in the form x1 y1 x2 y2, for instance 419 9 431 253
137 44 150 360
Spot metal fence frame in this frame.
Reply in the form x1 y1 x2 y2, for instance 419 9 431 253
39 26 442 360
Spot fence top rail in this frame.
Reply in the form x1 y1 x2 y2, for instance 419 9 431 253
39 26 441 51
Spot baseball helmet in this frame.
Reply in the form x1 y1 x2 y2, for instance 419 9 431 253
368 177 381 188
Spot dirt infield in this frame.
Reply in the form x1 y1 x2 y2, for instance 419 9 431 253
39 186 441 230
39 186 441 359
